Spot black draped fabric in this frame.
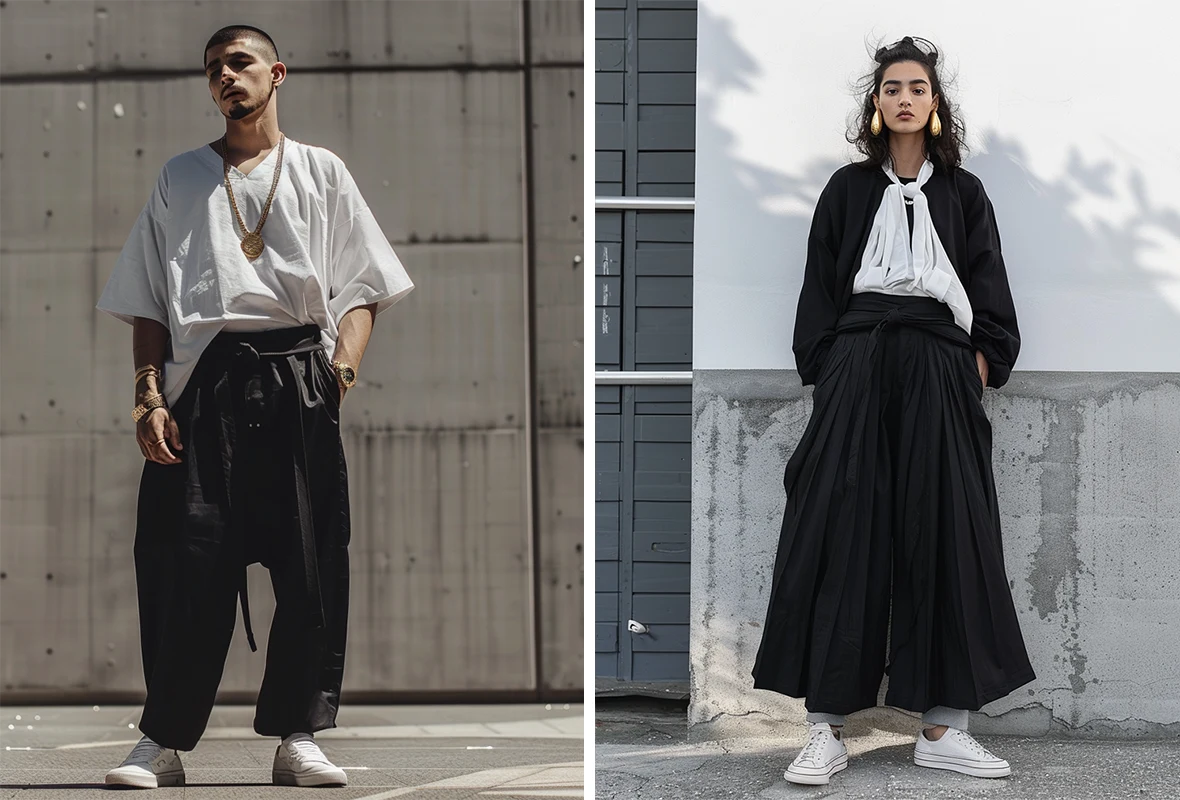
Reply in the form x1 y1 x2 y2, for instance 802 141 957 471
134 324 350 751
753 295 1035 713
792 162 1020 389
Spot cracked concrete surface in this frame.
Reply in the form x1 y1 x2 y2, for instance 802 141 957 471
690 370 1180 740
596 698 1180 799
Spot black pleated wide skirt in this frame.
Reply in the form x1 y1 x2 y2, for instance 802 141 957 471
751 294 1035 715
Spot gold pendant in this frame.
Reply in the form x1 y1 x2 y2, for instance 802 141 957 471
240 232 264 260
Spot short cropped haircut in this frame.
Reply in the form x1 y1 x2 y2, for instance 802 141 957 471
203 25 279 69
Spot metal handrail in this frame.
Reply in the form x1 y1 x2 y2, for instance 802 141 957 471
594 197 695 211
594 371 693 385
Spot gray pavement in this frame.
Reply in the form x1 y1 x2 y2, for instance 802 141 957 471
0 703 583 798
595 698 1180 800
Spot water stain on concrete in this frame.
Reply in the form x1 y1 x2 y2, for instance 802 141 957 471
1025 400 1089 697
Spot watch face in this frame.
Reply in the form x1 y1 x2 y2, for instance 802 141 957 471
339 365 356 385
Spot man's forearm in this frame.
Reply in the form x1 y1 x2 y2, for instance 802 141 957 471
332 303 377 369
133 317 169 404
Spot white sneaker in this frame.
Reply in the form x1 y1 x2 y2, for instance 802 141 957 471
914 727 1011 778
105 736 185 788
272 732 348 787
784 722 848 785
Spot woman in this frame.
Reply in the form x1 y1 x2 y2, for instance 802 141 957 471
751 36 1035 786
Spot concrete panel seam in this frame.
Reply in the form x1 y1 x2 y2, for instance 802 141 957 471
0 62 586 86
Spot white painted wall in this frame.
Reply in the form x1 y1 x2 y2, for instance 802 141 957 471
693 0 1180 371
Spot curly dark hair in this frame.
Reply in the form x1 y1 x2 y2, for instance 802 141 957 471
848 36 967 171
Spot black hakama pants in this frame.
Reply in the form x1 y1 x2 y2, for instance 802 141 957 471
133 324 350 751
752 294 1035 716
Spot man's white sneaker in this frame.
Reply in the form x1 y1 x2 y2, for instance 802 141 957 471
914 727 1011 778
784 722 848 785
104 736 185 789
272 732 348 787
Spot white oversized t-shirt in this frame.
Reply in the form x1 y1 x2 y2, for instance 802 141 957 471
97 138 414 406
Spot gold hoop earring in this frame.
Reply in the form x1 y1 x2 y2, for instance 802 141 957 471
929 111 942 138
870 108 882 136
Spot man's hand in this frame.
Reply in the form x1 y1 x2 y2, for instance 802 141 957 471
137 407 183 464
975 350 989 394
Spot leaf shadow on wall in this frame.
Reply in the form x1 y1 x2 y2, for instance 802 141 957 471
694 4 1180 374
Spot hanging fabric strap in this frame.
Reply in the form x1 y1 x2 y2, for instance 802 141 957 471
204 324 329 653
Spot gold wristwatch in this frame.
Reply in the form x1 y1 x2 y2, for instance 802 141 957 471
332 361 357 389
131 393 167 422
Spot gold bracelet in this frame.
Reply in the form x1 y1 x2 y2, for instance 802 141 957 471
134 366 162 386
131 393 167 423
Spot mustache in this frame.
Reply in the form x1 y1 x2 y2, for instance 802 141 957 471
221 83 275 119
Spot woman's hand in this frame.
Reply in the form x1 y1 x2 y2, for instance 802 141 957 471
137 407 183 464
975 350 989 393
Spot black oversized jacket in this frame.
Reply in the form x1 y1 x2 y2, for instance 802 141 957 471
793 161 1020 388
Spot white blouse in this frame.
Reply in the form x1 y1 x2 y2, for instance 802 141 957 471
852 160 973 334
97 138 414 406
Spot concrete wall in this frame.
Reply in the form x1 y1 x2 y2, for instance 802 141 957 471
0 0 584 698
690 370 1180 739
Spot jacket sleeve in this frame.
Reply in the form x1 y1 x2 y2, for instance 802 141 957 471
792 176 843 386
961 172 1020 388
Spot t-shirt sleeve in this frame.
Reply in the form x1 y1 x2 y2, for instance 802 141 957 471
327 165 414 326
96 169 170 327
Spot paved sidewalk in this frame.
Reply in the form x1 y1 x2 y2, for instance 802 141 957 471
0 703 583 799
596 698 1180 799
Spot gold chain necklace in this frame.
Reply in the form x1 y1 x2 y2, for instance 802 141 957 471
219 133 285 261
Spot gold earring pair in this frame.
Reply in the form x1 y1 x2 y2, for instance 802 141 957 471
871 108 941 137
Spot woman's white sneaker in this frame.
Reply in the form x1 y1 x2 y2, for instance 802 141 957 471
273 732 348 787
104 736 185 788
784 722 848 785
914 727 1011 778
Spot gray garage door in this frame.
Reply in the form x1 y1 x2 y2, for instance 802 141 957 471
594 0 696 684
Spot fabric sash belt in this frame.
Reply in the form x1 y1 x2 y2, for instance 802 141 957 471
836 295 971 487
198 324 328 653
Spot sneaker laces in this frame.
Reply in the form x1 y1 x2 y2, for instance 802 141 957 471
953 730 995 759
796 727 834 765
126 738 165 763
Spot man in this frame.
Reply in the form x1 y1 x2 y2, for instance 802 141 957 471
96 25 413 789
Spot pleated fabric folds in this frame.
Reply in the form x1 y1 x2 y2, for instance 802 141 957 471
752 294 1035 715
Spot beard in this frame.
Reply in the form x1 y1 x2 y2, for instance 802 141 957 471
225 82 275 121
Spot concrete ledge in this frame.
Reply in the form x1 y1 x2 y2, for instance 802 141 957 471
595 680 691 700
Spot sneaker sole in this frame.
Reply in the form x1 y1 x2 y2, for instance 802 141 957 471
784 753 848 785
914 752 1011 778
105 769 185 789
273 768 348 787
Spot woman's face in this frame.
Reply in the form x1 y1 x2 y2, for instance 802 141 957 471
873 60 939 135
